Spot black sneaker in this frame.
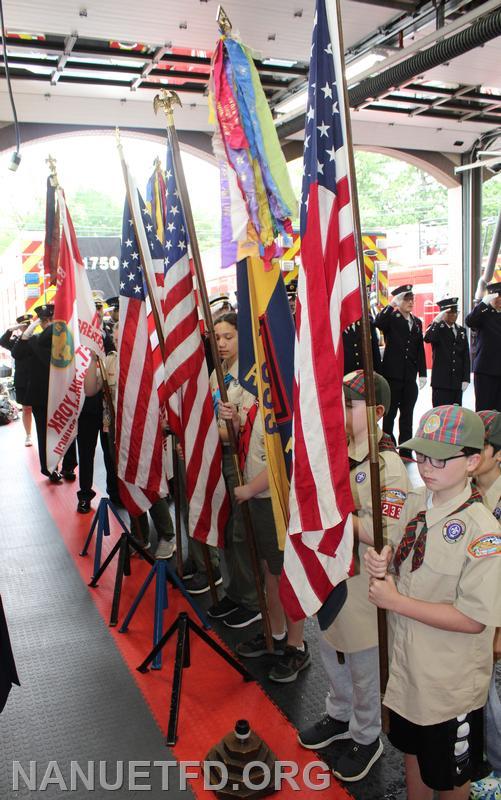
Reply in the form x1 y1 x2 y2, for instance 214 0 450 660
268 642 311 683
223 607 262 629
207 596 240 619
236 633 286 658
298 716 350 749
62 470 76 482
184 571 223 595
333 738 383 782
178 558 197 580
77 499 92 514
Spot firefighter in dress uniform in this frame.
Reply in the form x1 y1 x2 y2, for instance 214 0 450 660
11 304 77 482
424 296 470 407
342 318 382 376
465 280 501 412
374 284 427 459
0 313 35 445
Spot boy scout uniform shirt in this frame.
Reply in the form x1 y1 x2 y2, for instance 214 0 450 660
243 410 271 500
323 429 410 653
482 473 501 520
385 483 501 726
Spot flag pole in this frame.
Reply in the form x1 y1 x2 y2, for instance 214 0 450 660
333 0 389 720
45 154 58 303
115 130 188 555
153 89 274 653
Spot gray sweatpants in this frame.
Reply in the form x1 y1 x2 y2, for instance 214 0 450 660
319 633 381 746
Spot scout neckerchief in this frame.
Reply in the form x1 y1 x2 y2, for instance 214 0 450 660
348 432 396 471
393 486 483 574
238 398 259 472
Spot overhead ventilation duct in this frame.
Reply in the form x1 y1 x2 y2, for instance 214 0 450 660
276 5 501 140
349 7 501 108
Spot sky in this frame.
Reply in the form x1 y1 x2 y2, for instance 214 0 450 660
0 131 223 236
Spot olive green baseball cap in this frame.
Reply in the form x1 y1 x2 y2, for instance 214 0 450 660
477 410 501 448
401 406 484 458
343 370 391 413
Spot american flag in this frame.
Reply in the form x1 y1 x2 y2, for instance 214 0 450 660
115 179 168 516
163 144 229 547
280 0 361 620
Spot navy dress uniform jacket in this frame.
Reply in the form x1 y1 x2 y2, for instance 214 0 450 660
374 306 427 381
465 301 501 377
11 326 53 407
342 319 382 376
0 329 32 400
424 322 470 389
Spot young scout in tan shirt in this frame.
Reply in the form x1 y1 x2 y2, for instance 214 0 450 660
298 370 410 783
365 405 501 800
218 400 310 683
470 410 501 798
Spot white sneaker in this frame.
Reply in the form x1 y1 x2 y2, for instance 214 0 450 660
155 539 176 560
25 435 32 447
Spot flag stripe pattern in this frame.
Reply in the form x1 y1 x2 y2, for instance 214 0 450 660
116 170 168 516
281 0 361 620
163 146 229 547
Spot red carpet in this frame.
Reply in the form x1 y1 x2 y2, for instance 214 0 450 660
26 446 352 798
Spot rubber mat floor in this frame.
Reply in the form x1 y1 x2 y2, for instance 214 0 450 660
0 419 408 799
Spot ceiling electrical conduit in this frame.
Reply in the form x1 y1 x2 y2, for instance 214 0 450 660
349 3 501 107
276 0 501 139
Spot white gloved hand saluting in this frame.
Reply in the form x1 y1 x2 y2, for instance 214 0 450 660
461 381 469 392
483 293 498 307
391 292 406 308
21 319 39 339
418 377 427 390
433 311 446 324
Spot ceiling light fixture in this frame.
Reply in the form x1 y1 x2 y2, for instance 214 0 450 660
345 52 386 81
274 87 308 115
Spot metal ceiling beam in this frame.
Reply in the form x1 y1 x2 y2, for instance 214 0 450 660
348 0 420 11
50 32 77 86
276 0 501 139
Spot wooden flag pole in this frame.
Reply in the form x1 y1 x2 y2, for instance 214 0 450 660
153 89 274 653
333 0 390 726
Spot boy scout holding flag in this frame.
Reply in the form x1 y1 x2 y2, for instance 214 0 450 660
365 405 501 799
298 371 410 782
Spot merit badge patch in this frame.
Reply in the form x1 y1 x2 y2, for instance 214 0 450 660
355 471 367 484
442 519 466 543
381 488 407 520
468 534 501 559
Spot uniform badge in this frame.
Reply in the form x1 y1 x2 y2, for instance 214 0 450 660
381 488 407 520
423 414 441 434
468 534 501 558
442 519 465 543
395 312 401 318
493 506 501 520
355 471 366 483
